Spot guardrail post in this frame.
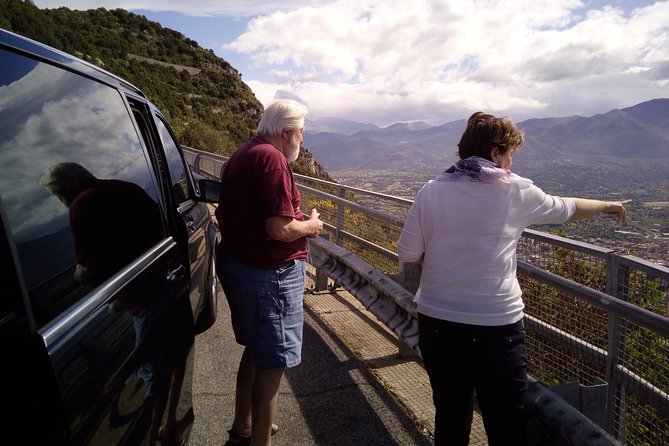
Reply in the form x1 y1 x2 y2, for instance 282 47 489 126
526 377 621 446
192 154 201 174
336 186 345 246
218 160 227 179
606 253 628 443
396 261 421 294
394 261 422 358
548 379 608 430
314 234 330 291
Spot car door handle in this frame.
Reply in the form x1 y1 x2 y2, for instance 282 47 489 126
167 264 185 282
186 217 196 233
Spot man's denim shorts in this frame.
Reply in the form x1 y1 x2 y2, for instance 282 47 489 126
217 251 305 369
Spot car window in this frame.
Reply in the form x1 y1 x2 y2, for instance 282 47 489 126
0 48 165 328
155 116 192 204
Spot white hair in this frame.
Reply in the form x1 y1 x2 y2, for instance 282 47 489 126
40 162 96 204
256 99 307 137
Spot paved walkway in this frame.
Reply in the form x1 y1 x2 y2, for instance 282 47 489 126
190 268 488 445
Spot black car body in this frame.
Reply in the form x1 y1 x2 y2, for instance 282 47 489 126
0 28 219 444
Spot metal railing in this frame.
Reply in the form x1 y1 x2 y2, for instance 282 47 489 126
184 146 669 446
516 231 669 446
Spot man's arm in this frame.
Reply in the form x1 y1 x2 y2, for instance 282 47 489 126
265 208 323 242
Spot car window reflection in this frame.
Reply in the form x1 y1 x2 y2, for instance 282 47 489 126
0 50 163 327
40 162 164 287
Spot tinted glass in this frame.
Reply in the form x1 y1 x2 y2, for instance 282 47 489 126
0 48 165 327
156 116 191 204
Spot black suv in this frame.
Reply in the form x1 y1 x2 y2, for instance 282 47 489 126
1 28 220 444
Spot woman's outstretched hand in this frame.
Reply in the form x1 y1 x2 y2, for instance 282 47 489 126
603 199 632 224
570 198 632 224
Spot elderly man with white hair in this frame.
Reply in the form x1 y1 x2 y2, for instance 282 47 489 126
215 99 323 446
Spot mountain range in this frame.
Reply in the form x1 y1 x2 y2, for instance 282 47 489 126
304 98 669 174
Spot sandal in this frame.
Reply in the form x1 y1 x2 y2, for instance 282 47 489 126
223 424 279 446
158 407 194 446
223 429 250 446
158 434 186 446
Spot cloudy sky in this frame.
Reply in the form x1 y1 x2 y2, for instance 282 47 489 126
34 0 669 126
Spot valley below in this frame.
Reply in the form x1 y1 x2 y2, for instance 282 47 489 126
328 157 669 267
304 98 669 268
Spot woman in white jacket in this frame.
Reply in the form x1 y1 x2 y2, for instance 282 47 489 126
397 112 628 446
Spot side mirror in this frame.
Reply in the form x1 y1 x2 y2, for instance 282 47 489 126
198 179 221 203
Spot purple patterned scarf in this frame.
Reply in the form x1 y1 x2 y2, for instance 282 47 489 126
436 156 532 185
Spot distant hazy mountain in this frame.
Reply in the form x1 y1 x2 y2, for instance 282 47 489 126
305 117 380 135
304 98 669 172
305 118 435 135
385 121 433 132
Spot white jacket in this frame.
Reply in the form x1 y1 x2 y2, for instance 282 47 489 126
398 172 575 326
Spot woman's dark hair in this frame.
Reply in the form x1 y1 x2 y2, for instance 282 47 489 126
457 111 524 160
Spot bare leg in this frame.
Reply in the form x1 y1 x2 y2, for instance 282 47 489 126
250 367 284 446
231 347 255 436
158 359 194 444
149 383 169 446
159 353 188 436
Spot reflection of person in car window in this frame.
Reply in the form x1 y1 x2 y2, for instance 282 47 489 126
41 162 192 445
40 162 163 286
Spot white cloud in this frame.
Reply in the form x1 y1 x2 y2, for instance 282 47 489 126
224 0 669 124
33 0 335 17
0 62 151 240
33 0 669 125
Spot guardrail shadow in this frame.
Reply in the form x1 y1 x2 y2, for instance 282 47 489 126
283 304 432 445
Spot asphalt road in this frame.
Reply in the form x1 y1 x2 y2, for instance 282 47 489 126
188 286 432 446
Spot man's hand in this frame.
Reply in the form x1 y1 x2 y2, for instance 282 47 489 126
307 208 323 238
266 208 323 242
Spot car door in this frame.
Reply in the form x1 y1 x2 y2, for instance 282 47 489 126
151 112 218 333
0 45 193 445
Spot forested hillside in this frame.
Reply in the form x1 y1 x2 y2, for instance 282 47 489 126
0 0 331 178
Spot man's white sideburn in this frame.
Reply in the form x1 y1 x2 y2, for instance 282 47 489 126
286 132 300 163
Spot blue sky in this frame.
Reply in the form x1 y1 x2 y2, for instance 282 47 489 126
128 10 257 78
33 1 669 126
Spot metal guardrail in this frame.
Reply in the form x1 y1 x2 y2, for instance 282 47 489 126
182 147 411 271
183 146 669 446
516 231 669 446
